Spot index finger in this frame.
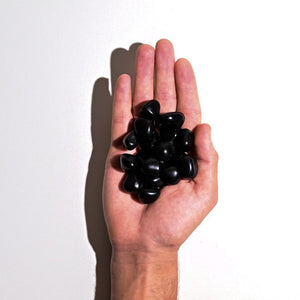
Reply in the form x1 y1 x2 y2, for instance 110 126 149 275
110 74 133 147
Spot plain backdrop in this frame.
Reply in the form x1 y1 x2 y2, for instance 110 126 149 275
1 0 300 299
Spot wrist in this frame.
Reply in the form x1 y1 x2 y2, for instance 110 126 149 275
111 247 178 265
111 248 178 300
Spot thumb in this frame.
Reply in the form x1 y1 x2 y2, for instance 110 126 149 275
193 123 219 210
193 123 218 163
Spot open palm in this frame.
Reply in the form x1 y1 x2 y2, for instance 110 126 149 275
103 39 218 253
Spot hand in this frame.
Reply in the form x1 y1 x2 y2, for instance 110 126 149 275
103 39 218 254
103 39 218 299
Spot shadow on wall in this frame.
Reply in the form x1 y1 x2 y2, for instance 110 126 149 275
84 42 142 300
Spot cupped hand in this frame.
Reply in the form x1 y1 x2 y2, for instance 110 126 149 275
103 39 218 254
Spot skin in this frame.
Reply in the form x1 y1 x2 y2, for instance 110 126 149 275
103 39 219 299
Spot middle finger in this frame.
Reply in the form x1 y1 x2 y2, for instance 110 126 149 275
154 39 177 113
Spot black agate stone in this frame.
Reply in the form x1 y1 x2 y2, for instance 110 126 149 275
138 189 160 204
162 166 180 185
175 128 194 153
141 157 161 177
123 173 141 193
120 153 137 171
158 112 185 129
140 99 160 120
134 118 155 139
178 155 198 179
122 131 137 150
155 141 176 161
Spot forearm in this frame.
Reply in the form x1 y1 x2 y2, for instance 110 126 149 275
111 249 178 300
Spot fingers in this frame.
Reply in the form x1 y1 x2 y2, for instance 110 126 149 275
111 74 132 145
112 41 202 146
154 39 177 113
132 44 155 117
175 58 201 130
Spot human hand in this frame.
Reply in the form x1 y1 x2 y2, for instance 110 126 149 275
103 38 218 299
103 39 218 256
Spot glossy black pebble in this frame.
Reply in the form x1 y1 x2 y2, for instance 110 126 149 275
141 157 160 176
179 155 198 179
120 154 137 171
142 176 164 189
134 118 155 140
140 99 160 120
122 131 137 150
155 141 176 161
138 129 159 151
175 129 194 152
159 127 178 141
123 173 141 193
162 166 180 185
138 189 160 204
158 112 185 129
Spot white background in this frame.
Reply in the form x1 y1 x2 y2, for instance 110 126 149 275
1 0 300 299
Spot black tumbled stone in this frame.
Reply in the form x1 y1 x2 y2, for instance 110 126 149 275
140 99 160 120
134 118 155 140
141 157 160 176
122 131 138 150
123 173 141 193
120 154 138 172
159 127 178 141
138 129 159 152
142 175 164 189
155 141 176 161
158 112 185 129
175 128 194 152
179 155 198 179
162 166 180 185
138 189 160 204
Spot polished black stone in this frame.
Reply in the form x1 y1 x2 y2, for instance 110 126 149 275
158 112 185 129
142 175 164 189
162 166 180 185
123 173 141 193
138 129 159 152
134 118 155 140
138 189 160 204
122 131 137 150
120 154 138 172
141 157 160 176
140 99 160 120
179 155 198 179
175 128 194 152
155 141 176 161
159 127 178 141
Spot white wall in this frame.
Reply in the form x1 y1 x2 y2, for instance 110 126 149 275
1 0 300 299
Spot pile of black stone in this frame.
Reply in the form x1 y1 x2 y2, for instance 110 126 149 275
120 100 198 204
